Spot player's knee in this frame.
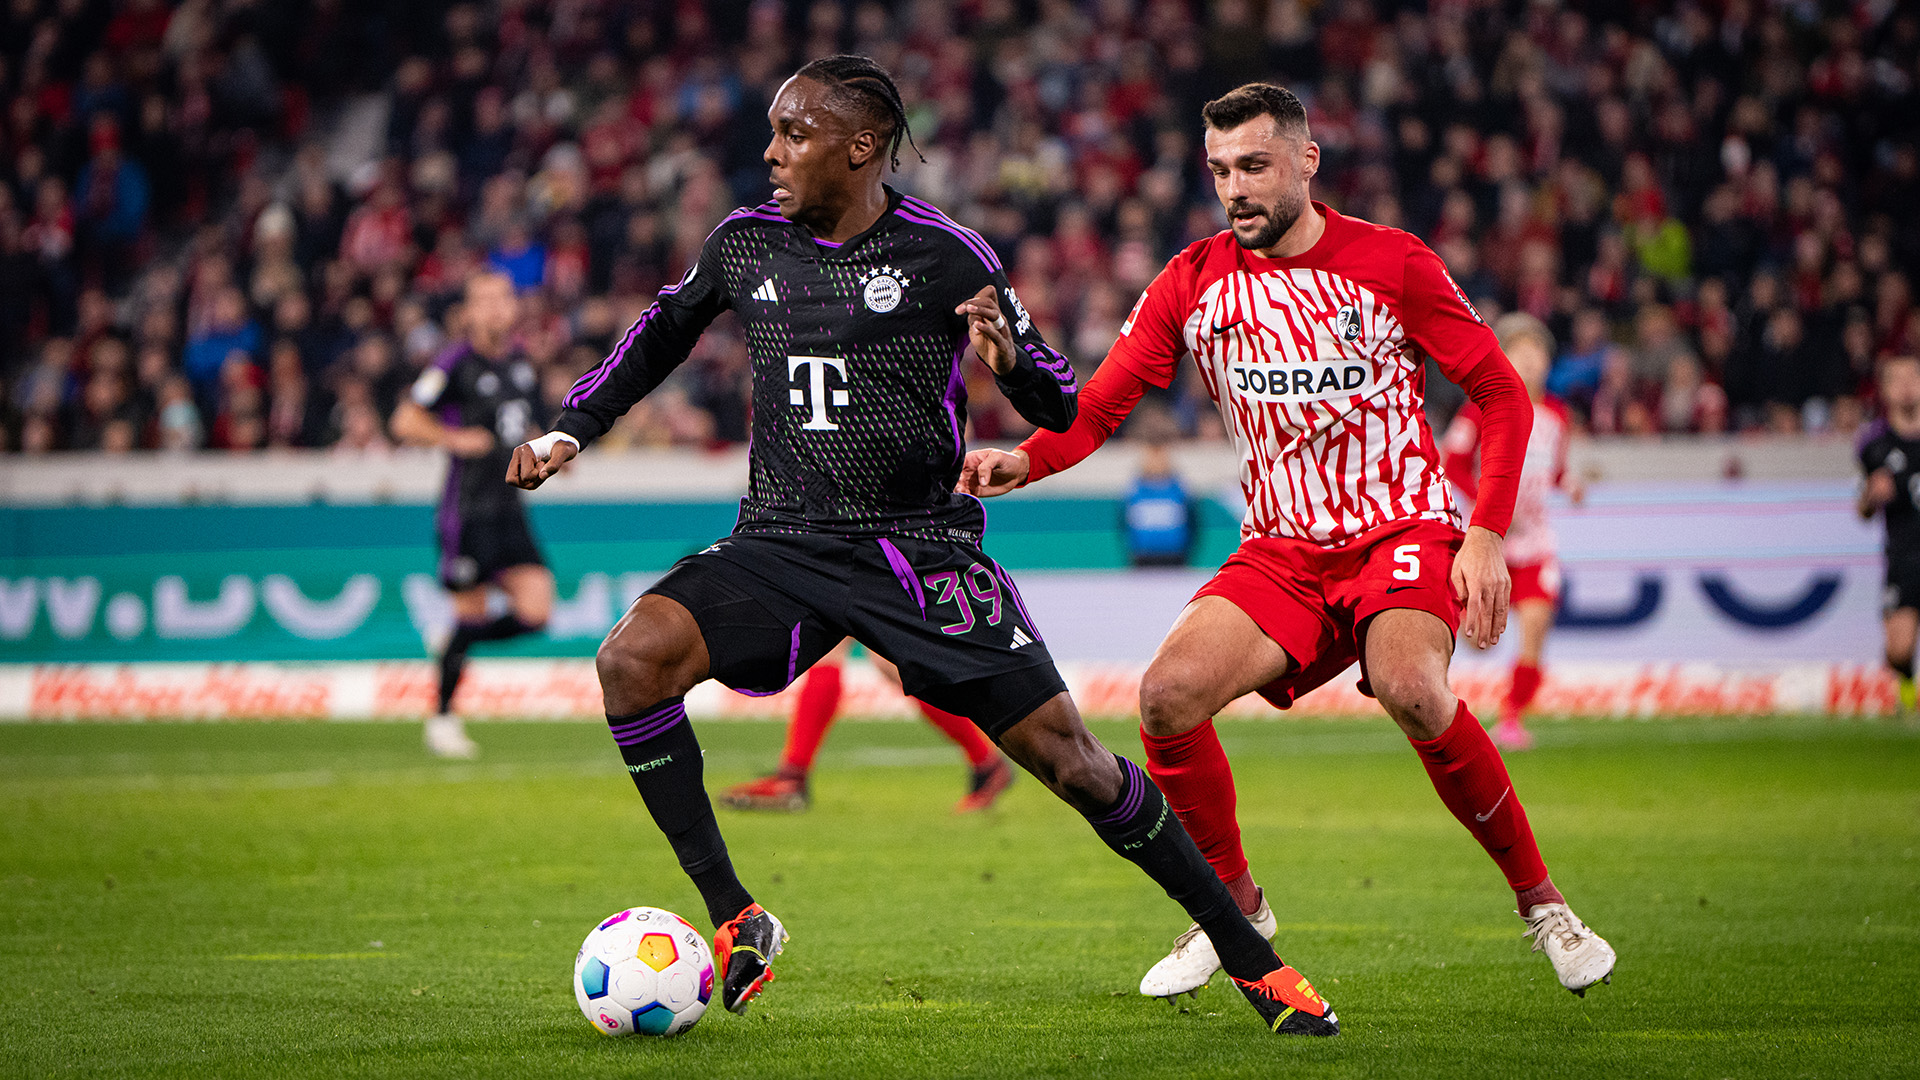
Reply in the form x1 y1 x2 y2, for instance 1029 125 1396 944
1370 666 1451 733
596 623 688 700
1138 666 1209 737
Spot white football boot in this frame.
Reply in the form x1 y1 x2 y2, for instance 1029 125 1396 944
1139 888 1278 998
425 713 480 759
1523 903 1616 996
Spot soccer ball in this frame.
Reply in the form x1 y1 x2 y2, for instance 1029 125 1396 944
573 907 715 1037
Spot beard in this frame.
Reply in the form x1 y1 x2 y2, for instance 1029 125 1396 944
1227 187 1306 251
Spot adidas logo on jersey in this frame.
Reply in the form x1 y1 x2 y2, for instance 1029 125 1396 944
1010 625 1035 649
752 279 780 302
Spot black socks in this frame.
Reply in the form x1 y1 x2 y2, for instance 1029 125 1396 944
437 614 543 713
608 699 754 928
1084 754 1282 984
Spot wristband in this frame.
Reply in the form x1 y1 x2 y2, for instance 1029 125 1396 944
525 431 581 461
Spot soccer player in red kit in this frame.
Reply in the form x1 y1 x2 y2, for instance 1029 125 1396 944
961 84 1615 1001
1442 313 1584 751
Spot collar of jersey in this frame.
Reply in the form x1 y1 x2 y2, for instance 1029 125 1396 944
800 185 905 261
1238 200 1341 268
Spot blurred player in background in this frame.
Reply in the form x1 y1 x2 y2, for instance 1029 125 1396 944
964 83 1614 1001
1443 313 1585 750
722 640 1015 813
1857 354 1920 714
392 271 554 758
1123 439 1198 568
508 58 1336 1034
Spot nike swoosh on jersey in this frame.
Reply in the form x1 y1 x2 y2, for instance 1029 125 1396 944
1210 317 1245 335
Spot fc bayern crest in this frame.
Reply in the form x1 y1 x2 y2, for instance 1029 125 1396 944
861 267 906 313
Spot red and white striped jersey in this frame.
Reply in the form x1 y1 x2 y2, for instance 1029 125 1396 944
1443 395 1571 568
1107 204 1503 547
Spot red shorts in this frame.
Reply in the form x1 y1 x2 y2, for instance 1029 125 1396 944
1508 558 1561 606
1192 518 1464 710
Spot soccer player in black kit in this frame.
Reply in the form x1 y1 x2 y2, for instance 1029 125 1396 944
507 56 1337 1035
393 271 554 758
1858 354 1920 714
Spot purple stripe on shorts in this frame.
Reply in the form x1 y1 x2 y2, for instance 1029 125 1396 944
1095 756 1148 826
877 539 926 620
608 701 688 747
894 202 1002 272
732 622 805 696
988 559 1043 643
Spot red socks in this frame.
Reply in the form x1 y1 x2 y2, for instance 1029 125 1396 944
1410 701 1551 897
779 661 843 773
783 660 998 773
917 702 998 768
1138 707 1558 917
1141 719 1251 890
1507 662 1542 715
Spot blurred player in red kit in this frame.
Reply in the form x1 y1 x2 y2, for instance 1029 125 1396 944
722 641 1015 813
1442 312 1586 751
963 84 1615 1002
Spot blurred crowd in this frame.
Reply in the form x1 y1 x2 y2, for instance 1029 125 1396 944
3 0 1919 455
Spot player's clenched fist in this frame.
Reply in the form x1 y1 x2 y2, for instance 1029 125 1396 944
506 431 579 490
957 448 1030 497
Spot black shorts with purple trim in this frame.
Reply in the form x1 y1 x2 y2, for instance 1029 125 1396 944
437 502 544 591
645 531 1066 738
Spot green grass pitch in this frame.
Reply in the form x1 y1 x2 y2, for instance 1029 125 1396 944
2 716 1915 1079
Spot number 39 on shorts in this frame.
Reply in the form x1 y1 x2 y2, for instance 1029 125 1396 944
1392 543 1421 581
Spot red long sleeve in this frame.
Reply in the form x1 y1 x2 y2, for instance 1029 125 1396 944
1439 401 1483 501
1448 351 1531 536
1018 354 1150 484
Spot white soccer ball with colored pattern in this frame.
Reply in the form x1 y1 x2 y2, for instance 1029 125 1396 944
573 907 714 1037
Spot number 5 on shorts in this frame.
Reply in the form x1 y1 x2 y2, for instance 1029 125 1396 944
1392 543 1421 581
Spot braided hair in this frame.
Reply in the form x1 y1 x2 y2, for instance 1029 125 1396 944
794 54 925 172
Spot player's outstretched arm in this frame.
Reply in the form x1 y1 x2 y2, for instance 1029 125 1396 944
986 353 1151 493
390 399 496 458
506 431 579 490
554 236 732 449
958 448 1030 497
1451 524 1511 649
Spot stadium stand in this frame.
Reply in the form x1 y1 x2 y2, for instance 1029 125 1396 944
2 0 1917 455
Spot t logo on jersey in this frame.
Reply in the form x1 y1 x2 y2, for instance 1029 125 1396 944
788 355 851 430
